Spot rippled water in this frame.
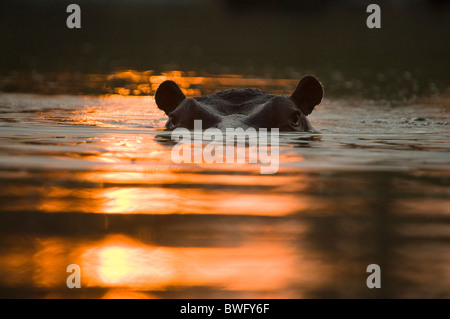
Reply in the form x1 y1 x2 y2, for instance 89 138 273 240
0 74 449 298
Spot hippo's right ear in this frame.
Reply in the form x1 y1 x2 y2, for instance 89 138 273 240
291 75 324 116
155 80 186 115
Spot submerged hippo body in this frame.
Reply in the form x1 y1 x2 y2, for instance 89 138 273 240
155 75 323 131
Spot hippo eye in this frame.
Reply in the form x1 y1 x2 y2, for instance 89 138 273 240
292 112 302 125
170 115 179 127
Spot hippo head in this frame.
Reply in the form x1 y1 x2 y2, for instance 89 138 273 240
155 75 323 131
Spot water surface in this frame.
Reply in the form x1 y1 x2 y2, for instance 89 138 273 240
0 72 449 298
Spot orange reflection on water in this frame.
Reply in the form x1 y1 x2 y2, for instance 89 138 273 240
29 134 310 216
101 290 155 299
79 234 296 294
0 229 335 298
82 236 175 288
149 71 298 96
37 181 308 216
106 70 299 97
0 233 305 298
33 239 70 288
2 70 300 96
85 171 303 187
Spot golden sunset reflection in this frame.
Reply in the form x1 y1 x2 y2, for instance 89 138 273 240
80 234 301 295
0 233 324 298
0 123 313 216
101 290 155 299
4 70 300 97
36 184 309 216
82 237 176 288
108 70 299 97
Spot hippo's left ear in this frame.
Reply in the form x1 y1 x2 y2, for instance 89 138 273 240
291 75 324 116
155 80 186 115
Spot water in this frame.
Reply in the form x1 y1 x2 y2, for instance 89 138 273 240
0 73 449 298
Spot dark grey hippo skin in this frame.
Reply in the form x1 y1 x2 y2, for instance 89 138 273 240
155 75 323 131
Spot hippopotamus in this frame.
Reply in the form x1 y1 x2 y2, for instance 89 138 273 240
155 75 323 131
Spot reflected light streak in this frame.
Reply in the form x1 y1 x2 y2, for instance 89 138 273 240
80 235 296 293
36 186 308 216
31 148 310 216
1 234 313 297
83 239 175 288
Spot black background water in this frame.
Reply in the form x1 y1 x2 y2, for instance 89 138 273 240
1 0 449 101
